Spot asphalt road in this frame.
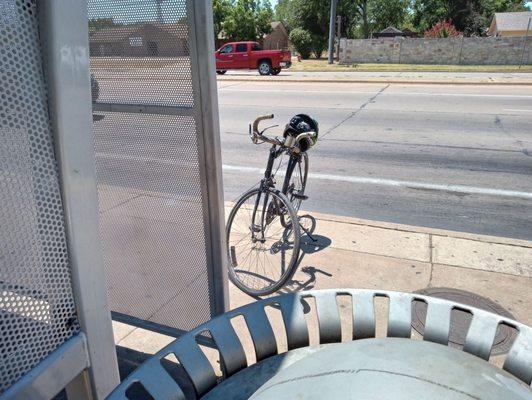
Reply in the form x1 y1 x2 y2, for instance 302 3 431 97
92 78 532 240
217 81 532 240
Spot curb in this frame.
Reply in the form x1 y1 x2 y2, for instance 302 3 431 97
217 77 532 86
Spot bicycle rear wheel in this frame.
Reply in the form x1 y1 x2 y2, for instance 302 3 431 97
226 188 300 296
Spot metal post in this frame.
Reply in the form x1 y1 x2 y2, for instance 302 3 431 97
328 0 338 64
38 1 120 398
520 17 531 68
336 15 341 61
188 0 229 315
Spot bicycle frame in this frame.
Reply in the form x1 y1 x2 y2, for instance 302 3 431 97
250 144 301 242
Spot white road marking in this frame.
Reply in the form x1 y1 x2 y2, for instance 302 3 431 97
220 87 532 99
94 154 532 200
397 92 532 99
222 164 532 200
504 109 532 112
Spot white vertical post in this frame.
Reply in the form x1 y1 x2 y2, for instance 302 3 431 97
520 17 531 68
189 0 229 315
38 1 120 398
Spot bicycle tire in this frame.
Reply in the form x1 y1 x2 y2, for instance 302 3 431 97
226 188 300 296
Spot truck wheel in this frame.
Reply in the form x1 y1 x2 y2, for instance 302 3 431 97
271 68 281 75
216 70 227 75
258 61 272 75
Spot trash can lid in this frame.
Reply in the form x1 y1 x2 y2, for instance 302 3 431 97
250 338 531 400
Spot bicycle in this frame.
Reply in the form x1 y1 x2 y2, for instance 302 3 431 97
226 114 318 296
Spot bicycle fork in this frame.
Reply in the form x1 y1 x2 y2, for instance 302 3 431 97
282 154 317 242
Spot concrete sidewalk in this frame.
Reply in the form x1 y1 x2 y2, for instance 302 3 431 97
228 209 532 320
217 70 532 85
111 206 532 368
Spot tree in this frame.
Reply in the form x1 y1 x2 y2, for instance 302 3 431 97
276 0 333 57
289 28 313 58
369 0 411 33
275 0 292 29
213 0 231 43
278 0 330 38
223 0 273 41
356 0 371 39
337 0 409 39
412 0 528 36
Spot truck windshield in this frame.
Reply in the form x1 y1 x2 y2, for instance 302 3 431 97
219 44 232 54
251 43 262 51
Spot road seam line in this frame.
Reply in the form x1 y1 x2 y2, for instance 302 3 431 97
320 84 390 139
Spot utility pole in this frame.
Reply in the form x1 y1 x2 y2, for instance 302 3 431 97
328 0 338 64
336 15 342 61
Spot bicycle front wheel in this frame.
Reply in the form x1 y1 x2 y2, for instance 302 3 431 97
226 188 300 296
287 152 308 213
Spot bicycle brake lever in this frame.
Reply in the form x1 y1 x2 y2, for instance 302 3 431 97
259 125 279 135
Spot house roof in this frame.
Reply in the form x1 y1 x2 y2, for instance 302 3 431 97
90 25 140 43
90 22 187 43
380 26 403 34
491 11 532 32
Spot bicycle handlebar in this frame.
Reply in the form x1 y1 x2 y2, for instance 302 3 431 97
252 114 282 146
251 114 316 151
252 114 274 134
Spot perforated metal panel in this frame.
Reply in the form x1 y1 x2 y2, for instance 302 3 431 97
0 0 79 393
89 0 224 333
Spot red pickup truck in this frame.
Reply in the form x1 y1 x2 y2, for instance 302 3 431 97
215 41 292 75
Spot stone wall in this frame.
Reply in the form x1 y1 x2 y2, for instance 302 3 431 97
339 36 532 65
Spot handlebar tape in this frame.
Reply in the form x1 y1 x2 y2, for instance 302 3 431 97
252 114 274 133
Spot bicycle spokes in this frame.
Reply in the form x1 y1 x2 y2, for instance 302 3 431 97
227 189 300 296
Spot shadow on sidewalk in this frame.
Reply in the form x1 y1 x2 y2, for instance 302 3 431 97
281 214 333 293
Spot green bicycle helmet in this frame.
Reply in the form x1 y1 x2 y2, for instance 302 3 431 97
283 114 319 152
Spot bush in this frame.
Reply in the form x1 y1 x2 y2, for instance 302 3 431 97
289 28 312 59
424 20 461 38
